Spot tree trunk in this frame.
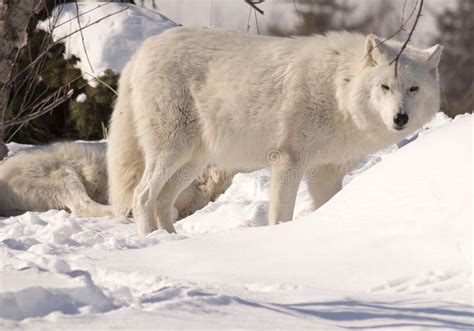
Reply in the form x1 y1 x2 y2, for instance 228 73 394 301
0 0 43 160
0 0 11 159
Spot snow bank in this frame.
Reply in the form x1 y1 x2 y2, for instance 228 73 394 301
88 115 472 297
0 275 115 320
1 115 472 329
38 2 177 76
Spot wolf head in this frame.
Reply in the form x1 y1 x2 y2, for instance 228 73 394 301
346 34 443 138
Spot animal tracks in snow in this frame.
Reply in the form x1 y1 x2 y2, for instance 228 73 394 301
371 269 469 295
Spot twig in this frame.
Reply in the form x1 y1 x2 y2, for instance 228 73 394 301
293 0 302 26
48 1 65 33
55 6 129 54
209 0 214 27
10 34 66 119
3 2 126 141
101 121 108 139
83 72 118 96
400 0 408 28
244 0 264 16
53 2 112 29
5 89 73 128
74 1 95 74
245 7 252 32
389 0 424 77
9 75 82 126
6 5 129 86
362 0 419 62
254 7 260 34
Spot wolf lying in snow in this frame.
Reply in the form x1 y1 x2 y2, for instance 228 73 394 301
107 27 443 235
0 142 231 218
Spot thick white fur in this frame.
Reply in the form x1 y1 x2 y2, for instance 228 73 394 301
0 142 230 218
107 27 442 235
0 142 112 217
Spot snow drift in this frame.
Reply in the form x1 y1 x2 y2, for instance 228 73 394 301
0 114 472 329
83 114 473 297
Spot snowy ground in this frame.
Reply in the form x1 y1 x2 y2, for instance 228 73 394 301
1 114 472 329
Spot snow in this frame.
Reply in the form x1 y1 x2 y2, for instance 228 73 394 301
1 114 472 329
37 2 177 76
75 93 87 103
3 143 32 158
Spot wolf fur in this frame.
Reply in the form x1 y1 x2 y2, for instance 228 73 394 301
107 27 442 235
0 142 112 217
0 142 230 218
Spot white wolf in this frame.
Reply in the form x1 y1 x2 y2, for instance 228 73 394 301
0 142 231 218
107 27 442 235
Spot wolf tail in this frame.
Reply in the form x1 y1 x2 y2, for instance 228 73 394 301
107 61 144 217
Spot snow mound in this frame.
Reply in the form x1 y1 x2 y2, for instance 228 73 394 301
174 169 315 234
95 115 472 298
1 115 472 328
38 2 177 76
0 276 115 321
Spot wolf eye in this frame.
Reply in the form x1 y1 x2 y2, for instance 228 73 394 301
409 86 419 93
381 84 390 91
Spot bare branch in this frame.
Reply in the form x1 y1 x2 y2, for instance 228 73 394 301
5 89 73 128
400 0 408 28
293 0 302 26
362 0 419 63
209 0 214 27
254 6 260 34
389 0 424 77
74 0 95 74
6 5 129 86
83 72 118 96
245 0 264 16
2 2 127 144
101 121 108 139
53 2 112 30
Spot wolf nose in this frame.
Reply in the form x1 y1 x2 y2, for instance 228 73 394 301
393 113 409 127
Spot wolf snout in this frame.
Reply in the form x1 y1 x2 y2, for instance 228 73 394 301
393 112 409 130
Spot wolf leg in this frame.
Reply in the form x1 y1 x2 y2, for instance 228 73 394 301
155 162 202 225
199 167 235 202
132 149 191 235
67 198 114 218
61 172 114 217
173 180 209 219
107 63 144 218
268 152 302 225
306 164 345 210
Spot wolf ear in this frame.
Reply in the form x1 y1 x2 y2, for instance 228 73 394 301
424 44 443 68
364 35 388 67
